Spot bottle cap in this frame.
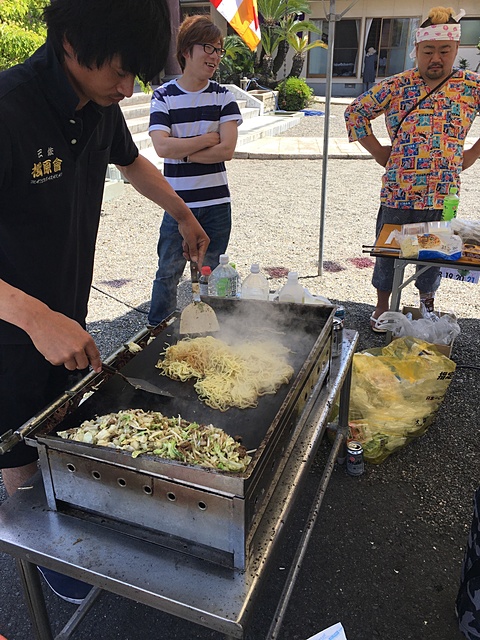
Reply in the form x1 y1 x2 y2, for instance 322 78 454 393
335 305 345 319
219 254 229 264
201 266 212 275
449 186 458 194
251 263 260 273
287 271 299 281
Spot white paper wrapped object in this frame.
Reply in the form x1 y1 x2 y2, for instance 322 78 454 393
306 621 348 640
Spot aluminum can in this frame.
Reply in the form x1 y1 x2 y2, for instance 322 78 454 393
346 441 365 476
332 317 343 357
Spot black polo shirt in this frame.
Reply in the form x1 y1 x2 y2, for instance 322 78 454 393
0 40 138 344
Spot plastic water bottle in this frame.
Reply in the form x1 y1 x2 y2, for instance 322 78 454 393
199 266 211 297
208 254 239 298
442 186 459 221
278 271 305 303
241 264 269 300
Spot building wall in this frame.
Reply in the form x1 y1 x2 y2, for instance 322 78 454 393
305 0 480 96
179 1 479 97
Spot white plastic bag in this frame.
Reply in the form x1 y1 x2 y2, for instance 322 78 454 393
373 309 460 345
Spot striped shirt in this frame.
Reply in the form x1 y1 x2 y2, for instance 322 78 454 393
345 68 480 210
149 79 242 208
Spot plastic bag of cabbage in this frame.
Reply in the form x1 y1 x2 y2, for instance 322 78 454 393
348 336 456 464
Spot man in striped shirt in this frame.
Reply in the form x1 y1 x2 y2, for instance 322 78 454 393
148 15 242 326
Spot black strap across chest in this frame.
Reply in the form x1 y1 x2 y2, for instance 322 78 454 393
393 69 457 141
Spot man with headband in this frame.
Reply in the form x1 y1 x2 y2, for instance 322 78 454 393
344 6 480 331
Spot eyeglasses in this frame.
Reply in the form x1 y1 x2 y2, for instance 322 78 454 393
196 43 226 58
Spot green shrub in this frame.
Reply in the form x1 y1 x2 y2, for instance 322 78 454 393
277 77 313 111
0 0 47 70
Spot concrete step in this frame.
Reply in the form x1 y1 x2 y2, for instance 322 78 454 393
126 106 262 151
235 113 304 150
123 104 259 132
241 106 260 120
126 114 150 135
122 102 150 121
139 146 163 170
122 91 152 107
131 130 153 150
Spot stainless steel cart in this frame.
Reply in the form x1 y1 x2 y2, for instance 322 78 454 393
0 326 357 640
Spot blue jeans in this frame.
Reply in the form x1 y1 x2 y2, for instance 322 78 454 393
372 205 442 293
148 203 231 326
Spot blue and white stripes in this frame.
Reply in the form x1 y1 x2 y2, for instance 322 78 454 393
149 80 242 208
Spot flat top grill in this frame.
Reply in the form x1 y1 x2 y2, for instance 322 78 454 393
19 298 334 572
34 298 334 452
0 334 358 639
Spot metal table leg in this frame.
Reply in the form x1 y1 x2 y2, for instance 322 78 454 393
387 260 431 343
390 260 406 313
16 559 54 640
266 356 355 639
15 558 102 640
55 587 102 640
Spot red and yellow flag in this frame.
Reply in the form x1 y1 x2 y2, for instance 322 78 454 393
210 0 261 51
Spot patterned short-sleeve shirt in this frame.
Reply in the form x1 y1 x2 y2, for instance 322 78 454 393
345 68 480 209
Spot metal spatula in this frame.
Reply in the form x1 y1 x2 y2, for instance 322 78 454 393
101 363 174 398
179 261 220 335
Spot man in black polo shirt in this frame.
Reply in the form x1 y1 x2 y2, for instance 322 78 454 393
0 0 210 603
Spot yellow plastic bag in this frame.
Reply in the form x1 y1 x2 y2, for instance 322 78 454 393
348 336 456 464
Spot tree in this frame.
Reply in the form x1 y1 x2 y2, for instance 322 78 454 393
286 19 327 78
218 34 256 84
0 0 47 71
256 0 325 82
257 0 311 81
272 0 312 76
258 25 285 79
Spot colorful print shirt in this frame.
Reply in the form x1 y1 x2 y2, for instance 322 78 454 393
344 68 480 209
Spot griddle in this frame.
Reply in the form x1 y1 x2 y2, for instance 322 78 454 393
21 298 335 569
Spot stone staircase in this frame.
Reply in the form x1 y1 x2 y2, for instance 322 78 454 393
103 86 303 201
121 86 303 163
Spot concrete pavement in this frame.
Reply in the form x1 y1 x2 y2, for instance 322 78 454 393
233 134 478 160
233 135 383 159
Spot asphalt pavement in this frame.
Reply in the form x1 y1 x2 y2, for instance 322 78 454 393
0 305 477 640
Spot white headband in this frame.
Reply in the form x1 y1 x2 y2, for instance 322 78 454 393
409 9 465 59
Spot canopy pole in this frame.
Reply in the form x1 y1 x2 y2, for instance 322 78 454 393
317 0 360 276
318 1 337 276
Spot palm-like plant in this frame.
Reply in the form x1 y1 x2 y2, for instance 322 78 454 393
286 19 327 78
258 26 285 78
257 0 312 80
219 34 255 83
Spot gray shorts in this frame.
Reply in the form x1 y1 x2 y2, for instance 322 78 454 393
372 205 443 293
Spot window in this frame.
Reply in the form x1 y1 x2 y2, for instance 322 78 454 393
366 17 420 78
307 19 360 77
460 18 480 46
307 17 422 79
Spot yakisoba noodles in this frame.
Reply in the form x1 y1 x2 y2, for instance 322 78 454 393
156 336 294 411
